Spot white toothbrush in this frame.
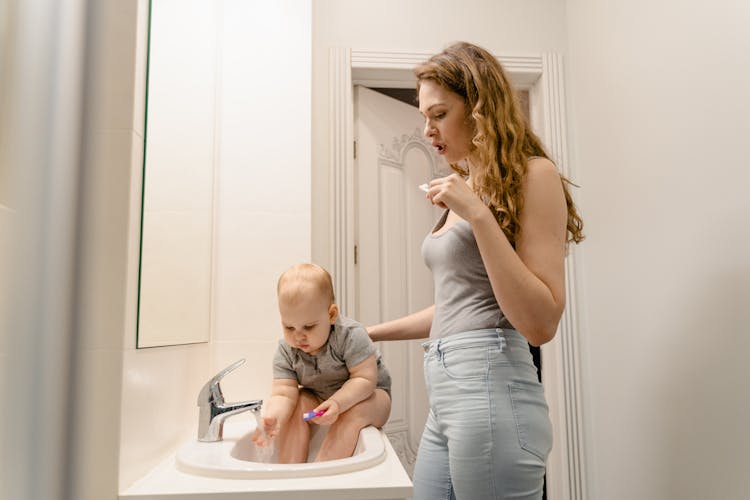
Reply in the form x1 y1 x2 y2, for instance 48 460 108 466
418 183 429 192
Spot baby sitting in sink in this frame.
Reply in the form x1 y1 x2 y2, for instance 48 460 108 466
252 263 392 463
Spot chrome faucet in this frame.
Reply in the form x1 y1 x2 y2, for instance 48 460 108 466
197 358 262 442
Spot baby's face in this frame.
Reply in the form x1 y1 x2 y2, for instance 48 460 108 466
278 294 336 356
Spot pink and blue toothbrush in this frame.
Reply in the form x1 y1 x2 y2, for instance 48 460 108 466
302 410 326 421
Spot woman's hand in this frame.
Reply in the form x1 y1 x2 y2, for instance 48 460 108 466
425 173 489 223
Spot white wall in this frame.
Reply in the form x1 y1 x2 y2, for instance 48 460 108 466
209 0 311 405
311 0 569 271
566 1 750 498
119 0 311 491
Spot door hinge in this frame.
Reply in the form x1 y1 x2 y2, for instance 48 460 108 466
354 245 358 265
353 140 357 159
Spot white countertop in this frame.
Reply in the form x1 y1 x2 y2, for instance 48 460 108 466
120 433 412 500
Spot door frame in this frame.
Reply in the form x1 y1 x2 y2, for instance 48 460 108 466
327 48 586 500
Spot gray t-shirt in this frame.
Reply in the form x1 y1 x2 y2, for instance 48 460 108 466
422 209 514 340
272 315 392 401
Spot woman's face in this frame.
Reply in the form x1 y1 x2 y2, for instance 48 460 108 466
418 80 475 165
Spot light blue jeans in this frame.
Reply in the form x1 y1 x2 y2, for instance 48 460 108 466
412 329 552 500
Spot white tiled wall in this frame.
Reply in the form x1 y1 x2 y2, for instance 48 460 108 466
118 0 214 490
119 343 210 489
118 0 312 491
208 0 311 398
119 122 213 489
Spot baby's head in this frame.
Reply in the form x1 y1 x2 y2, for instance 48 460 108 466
276 263 339 355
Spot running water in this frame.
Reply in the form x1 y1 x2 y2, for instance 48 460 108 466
252 410 275 463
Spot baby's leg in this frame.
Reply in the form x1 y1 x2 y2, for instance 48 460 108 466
314 389 391 462
276 389 320 463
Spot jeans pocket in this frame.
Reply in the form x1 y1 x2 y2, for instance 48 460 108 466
440 346 489 380
508 381 553 461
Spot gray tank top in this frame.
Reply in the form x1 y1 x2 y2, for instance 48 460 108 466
422 209 513 340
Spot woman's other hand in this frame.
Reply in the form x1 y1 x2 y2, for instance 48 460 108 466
425 173 489 223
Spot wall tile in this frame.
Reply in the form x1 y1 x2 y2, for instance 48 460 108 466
213 211 310 343
119 343 210 490
211 340 278 403
216 0 310 215
217 155 311 214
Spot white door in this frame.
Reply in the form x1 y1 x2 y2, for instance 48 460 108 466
354 85 451 474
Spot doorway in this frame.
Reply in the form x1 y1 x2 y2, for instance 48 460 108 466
353 85 446 474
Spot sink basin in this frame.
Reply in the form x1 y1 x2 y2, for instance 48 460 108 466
176 418 387 479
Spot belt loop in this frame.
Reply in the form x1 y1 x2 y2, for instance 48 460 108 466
496 328 506 352
436 340 443 361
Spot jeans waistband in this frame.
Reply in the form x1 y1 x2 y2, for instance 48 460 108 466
421 328 529 354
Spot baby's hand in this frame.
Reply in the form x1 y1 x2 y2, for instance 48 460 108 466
310 399 340 425
252 416 278 447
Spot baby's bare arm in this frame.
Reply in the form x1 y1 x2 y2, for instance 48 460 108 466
313 355 377 425
264 378 300 423
252 378 300 445
333 354 377 411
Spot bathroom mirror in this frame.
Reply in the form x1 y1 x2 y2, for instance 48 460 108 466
136 0 218 347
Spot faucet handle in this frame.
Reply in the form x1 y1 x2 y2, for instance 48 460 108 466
197 358 246 406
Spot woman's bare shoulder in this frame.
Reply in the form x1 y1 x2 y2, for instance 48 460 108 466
520 156 566 227
526 156 558 178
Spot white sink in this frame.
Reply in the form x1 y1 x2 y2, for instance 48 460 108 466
176 419 387 479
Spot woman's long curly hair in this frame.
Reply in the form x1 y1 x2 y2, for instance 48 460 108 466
415 42 584 246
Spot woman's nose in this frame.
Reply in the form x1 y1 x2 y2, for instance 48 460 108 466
424 121 435 137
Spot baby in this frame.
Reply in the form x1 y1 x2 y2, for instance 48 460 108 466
253 263 392 463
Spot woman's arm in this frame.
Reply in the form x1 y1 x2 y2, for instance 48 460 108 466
429 159 568 346
367 305 434 342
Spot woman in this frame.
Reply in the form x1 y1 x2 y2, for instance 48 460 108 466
367 42 584 500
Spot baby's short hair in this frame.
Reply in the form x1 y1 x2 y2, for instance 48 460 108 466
277 263 335 305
